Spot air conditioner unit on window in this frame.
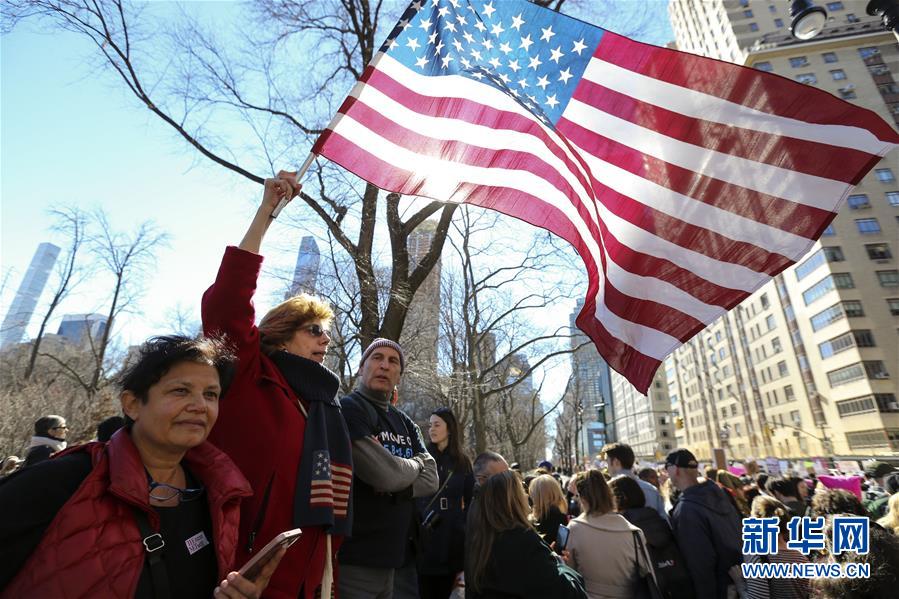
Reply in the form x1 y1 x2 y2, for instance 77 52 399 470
873 373 890 379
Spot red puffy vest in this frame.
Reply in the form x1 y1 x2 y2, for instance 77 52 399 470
2 430 251 598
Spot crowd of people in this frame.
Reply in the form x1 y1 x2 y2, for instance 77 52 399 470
1 172 898 598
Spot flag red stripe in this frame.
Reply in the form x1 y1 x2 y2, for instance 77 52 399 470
345 94 792 278
595 32 899 145
318 131 713 343
557 117 834 240
571 77 873 184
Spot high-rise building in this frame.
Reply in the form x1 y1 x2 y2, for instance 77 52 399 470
1 242 60 348
562 299 614 465
610 367 676 462
665 1 899 459
57 313 108 348
285 236 320 298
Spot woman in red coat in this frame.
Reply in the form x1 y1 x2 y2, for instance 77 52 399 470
0 335 281 598
202 171 353 599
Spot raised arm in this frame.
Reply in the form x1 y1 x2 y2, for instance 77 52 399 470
201 171 301 366
239 171 300 255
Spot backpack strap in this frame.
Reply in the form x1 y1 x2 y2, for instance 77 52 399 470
133 507 171 599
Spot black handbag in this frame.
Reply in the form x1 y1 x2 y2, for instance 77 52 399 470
633 531 665 599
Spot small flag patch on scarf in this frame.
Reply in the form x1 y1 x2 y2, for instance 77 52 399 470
310 450 352 517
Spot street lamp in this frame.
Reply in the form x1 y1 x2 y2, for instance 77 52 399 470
789 0 828 40
867 0 899 42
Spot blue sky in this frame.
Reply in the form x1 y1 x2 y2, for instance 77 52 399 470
2 1 673 407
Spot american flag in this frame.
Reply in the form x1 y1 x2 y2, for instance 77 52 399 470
310 450 352 517
313 0 899 393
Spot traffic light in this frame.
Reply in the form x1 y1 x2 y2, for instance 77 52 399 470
675 416 684 430
762 422 775 438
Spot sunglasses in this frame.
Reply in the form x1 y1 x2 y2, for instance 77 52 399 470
301 323 331 338
148 480 205 503
51 425 69 431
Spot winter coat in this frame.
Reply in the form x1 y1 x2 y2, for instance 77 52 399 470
0 429 250 598
202 246 350 599
465 526 587 599
566 512 651 599
670 481 742 599
534 505 568 547
622 507 695 599
417 447 474 576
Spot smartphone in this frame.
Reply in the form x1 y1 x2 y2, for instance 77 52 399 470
556 524 570 551
238 528 302 580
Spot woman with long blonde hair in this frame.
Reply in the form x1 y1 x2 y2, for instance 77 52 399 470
465 471 586 598
877 493 899 535
529 474 569 546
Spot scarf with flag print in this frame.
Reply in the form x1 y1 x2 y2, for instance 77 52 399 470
269 350 353 536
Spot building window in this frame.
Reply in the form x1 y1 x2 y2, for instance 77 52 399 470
795 247 843 281
839 88 857 100
826 1 844 9
749 22 759 31
769 4 777 13
854 330 876 347
744 9 754 18
796 73 817 85
830 69 847 81
772 337 782 354
865 243 892 260
847 194 870 208
827 363 866 386
789 56 809 68
856 218 881 234
877 270 899 287
865 361 890 379
876 168 896 183
879 83 899 95
846 13 859 23
837 396 877 416
755 61 773 72
858 47 880 59
846 429 899 450
784 385 795 402
887 192 899 206
777 361 788 377
843 299 864 317
821 223 835 236
819 332 855 358
773 17 783 27
803 273 854 305
887 298 899 316
822 52 838 63
760 293 770 309
869 64 891 76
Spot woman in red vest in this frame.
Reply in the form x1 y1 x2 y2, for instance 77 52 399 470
201 171 353 599
0 335 282 598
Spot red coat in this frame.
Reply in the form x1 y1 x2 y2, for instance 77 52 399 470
1 430 250 599
203 246 342 599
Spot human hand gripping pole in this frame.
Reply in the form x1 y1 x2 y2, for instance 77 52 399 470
270 153 315 218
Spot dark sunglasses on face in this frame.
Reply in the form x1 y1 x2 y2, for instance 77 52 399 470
302 324 330 338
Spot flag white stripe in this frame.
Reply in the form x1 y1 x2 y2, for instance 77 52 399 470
564 97 847 211
330 114 737 355
333 107 767 293
582 58 893 154
573 146 813 259
356 76 811 260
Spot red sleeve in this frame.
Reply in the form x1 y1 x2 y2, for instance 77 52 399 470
202 246 265 375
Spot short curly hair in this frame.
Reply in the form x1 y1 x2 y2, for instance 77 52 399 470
258 293 334 355
811 489 868 518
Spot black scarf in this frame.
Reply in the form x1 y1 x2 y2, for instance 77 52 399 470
270 351 353 536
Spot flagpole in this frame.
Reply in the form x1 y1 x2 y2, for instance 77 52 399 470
271 152 316 218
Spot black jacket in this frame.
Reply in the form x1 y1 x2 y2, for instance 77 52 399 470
417 447 474 575
623 507 695 599
670 481 742 599
534 505 568 547
465 527 586 599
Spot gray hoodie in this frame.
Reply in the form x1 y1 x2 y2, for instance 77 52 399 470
670 480 742 599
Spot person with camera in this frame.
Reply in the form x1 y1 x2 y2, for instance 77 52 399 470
417 407 474 599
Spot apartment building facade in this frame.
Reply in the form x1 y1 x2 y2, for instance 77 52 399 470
665 0 899 459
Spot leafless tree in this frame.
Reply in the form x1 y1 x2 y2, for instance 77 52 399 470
436 207 588 463
23 207 90 380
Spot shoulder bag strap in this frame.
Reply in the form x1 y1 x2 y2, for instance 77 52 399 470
133 507 172 599
421 469 454 514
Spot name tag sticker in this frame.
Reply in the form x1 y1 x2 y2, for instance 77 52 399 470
185 531 210 555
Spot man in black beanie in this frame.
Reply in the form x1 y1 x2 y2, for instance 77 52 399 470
338 338 438 599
